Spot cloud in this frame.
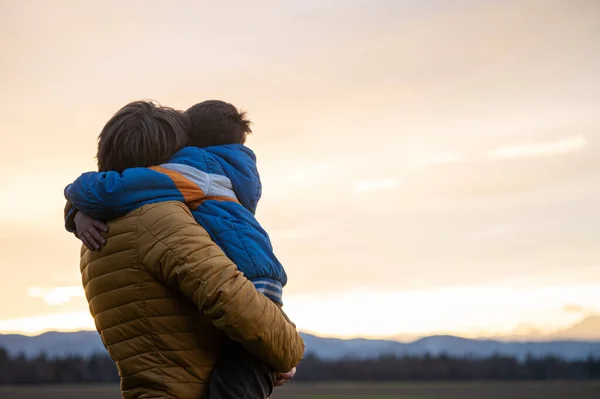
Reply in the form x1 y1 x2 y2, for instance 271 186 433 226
562 304 591 314
487 135 587 160
353 178 400 193
28 286 84 306
284 283 600 339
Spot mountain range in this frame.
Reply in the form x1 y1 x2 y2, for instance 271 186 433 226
1 329 599 361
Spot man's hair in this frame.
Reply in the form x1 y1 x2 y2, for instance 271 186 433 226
96 101 188 172
184 100 252 148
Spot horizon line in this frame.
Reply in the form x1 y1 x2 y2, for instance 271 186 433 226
3 328 599 344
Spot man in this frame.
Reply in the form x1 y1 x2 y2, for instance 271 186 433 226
65 101 303 399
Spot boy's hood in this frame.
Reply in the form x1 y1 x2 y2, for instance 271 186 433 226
173 145 262 214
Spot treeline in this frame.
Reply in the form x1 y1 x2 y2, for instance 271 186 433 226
1 347 599 384
0 348 118 384
296 353 600 381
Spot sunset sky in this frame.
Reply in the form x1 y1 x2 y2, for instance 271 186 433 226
1 0 599 340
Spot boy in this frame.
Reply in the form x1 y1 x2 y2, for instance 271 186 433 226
65 100 291 399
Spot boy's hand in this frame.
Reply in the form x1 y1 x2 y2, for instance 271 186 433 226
274 367 296 387
74 211 108 251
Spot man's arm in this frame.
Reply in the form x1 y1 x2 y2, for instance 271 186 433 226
136 201 304 372
64 168 189 220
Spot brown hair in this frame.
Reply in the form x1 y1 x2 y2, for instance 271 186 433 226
96 101 188 172
184 100 252 148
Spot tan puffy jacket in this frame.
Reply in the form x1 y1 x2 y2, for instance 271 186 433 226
78 201 304 399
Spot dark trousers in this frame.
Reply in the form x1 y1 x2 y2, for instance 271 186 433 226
208 338 276 399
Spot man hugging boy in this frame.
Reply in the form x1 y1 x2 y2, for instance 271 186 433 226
66 100 292 399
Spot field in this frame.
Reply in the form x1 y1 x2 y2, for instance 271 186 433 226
1 382 599 399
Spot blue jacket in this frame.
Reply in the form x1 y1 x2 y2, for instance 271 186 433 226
65 145 286 304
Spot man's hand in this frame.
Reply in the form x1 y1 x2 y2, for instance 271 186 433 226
74 211 108 251
274 367 296 387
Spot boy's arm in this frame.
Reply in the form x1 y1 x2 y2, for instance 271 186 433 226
63 200 108 250
137 202 304 372
64 200 78 234
64 167 195 220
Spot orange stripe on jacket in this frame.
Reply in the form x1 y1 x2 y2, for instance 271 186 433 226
149 165 205 204
188 195 239 209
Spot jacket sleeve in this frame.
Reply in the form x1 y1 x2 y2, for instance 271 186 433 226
64 168 186 220
136 202 304 372
64 200 78 234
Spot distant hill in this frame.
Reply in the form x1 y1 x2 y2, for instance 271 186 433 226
303 333 600 360
0 331 105 358
1 331 599 361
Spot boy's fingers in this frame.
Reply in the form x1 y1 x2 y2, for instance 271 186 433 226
80 235 95 251
82 231 100 250
88 228 107 246
92 220 109 232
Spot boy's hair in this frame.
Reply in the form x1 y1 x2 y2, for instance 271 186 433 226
96 100 188 172
184 100 252 148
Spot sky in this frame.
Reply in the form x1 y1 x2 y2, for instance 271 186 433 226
0 0 599 340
